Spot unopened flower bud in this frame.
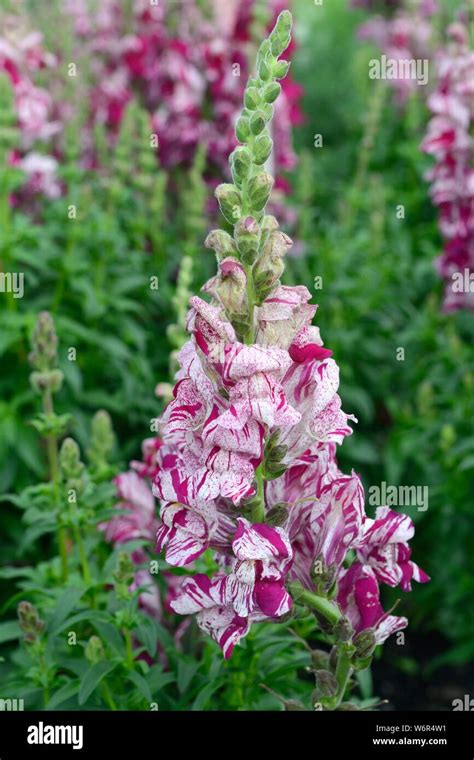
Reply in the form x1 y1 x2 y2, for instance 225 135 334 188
263 82 282 104
263 436 288 479
59 437 84 481
262 103 274 122
353 629 377 659
254 260 284 303
114 552 134 585
230 146 252 183
205 229 237 260
311 558 338 594
258 57 272 81
312 670 338 700
253 229 291 302
273 59 291 79
334 616 353 643
261 215 280 233
244 86 260 110
18 601 44 643
253 134 273 165
29 311 59 372
215 183 242 224
248 171 274 212
234 216 261 263
269 11 292 57
30 369 64 395
85 635 105 664
88 410 115 468
249 111 266 136
203 257 248 317
311 649 330 670
266 502 289 526
264 230 293 258
235 115 250 143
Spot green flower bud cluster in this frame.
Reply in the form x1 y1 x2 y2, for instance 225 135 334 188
17 601 45 645
353 628 377 660
262 429 288 480
213 10 292 276
113 101 156 193
59 437 86 499
311 556 339 596
85 635 106 664
253 223 293 304
114 552 134 601
29 311 59 372
87 410 116 478
205 13 295 353
29 311 64 397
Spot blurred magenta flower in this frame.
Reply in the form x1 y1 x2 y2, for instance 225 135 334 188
64 0 302 188
357 9 434 104
0 14 60 198
421 23 474 311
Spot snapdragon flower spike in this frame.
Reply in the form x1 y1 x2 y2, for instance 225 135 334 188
421 23 474 311
124 10 428 669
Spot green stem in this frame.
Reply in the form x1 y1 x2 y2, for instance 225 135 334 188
101 681 118 711
73 525 92 587
43 389 68 582
334 645 353 707
251 465 265 523
244 261 256 345
123 628 134 669
297 588 342 626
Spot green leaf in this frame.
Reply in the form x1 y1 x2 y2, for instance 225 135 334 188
177 657 200 694
92 621 126 657
0 620 21 644
48 588 85 635
46 680 81 710
127 670 152 703
136 616 158 658
78 661 117 706
192 678 224 710
146 665 175 692
51 609 110 635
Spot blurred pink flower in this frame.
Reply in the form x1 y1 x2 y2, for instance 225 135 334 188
421 23 474 311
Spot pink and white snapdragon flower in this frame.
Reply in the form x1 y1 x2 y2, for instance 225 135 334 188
107 15 427 701
63 0 302 188
0 14 61 200
141 13 429 664
421 22 474 311
356 2 436 104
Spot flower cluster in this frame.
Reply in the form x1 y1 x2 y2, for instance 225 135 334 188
101 442 162 619
421 23 474 311
0 13 60 198
356 2 435 103
64 0 302 187
119 12 428 668
102 16 428 698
